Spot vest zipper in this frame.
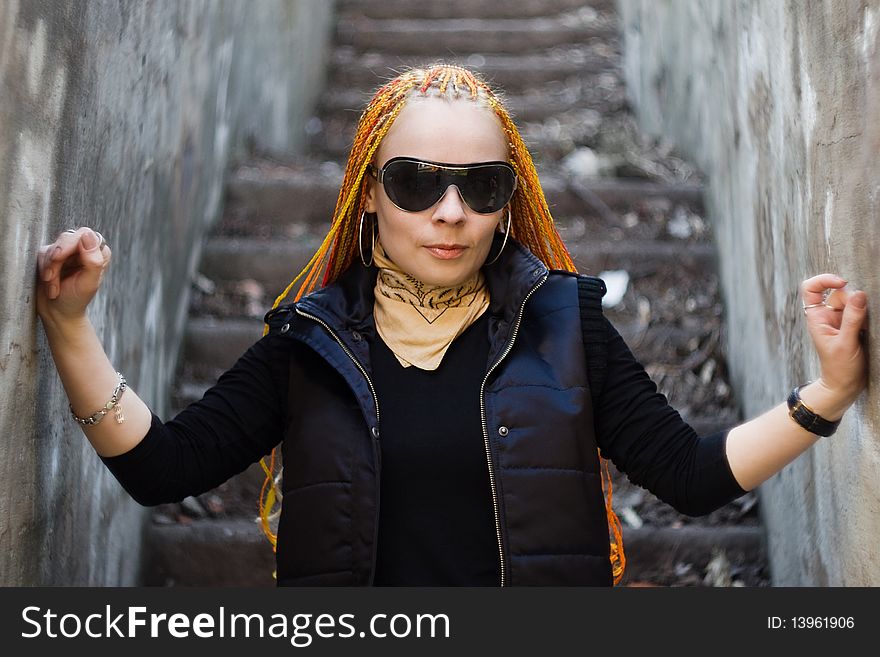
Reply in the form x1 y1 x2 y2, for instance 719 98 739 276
294 308 382 586
480 272 549 587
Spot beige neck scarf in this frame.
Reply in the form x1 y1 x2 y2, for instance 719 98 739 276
372 241 490 370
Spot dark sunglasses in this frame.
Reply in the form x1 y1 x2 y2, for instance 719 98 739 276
367 157 517 214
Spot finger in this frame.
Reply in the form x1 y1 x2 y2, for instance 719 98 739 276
37 245 53 280
812 289 854 332
801 273 848 304
95 231 112 264
77 228 103 262
41 239 81 299
72 228 107 287
42 241 71 300
803 299 846 330
822 287 852 311
39 244 67 289
839 290 868 342
51 228 84 256
44 230 83 282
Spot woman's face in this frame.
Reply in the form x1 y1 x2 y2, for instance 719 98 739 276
365 96 509 287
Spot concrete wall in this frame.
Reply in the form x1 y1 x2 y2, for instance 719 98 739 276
617 0 880 585
1 0 334 585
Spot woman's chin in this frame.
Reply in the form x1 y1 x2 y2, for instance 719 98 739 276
389 248 487 286
417 265 477 288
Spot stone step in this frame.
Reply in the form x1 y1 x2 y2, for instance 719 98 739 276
152 462 268 524
337 0 614 20
318 78 624 124
144 516 764 587
309 112 636 166
171 380 218 414
198 236 716 304
565 177 704 209
308 116 573 163
335 16 618 55
200 237 319 298
224 162 704 231
328 46 620 93
145 518 276 587
687 411 741 438
223 159 343 230
180 317 266 376
618 525 766 586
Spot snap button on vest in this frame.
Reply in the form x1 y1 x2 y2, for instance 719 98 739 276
352 330 362 342
371 426 380 438
498 425 509 437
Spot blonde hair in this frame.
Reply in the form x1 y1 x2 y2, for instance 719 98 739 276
258 63 625 585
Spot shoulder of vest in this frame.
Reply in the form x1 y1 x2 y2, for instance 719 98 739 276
547 269 580 278
263 302 298 335
545 270 607 297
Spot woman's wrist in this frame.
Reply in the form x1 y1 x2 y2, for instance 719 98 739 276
39 309 90 336
796 378 857 423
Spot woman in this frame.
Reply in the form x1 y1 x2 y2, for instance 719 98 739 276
35 64 869 586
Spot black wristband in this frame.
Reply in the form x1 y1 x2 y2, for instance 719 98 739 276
786 384 840 437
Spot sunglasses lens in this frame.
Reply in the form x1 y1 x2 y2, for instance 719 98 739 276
383 161 444 212
381 160 515 213
460 166 516 213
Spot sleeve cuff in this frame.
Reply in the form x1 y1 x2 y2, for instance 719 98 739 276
98 411 164 468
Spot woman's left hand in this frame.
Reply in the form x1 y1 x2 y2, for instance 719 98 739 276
801 273 869 409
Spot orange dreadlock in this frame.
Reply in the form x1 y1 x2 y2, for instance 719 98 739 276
258 63 625 585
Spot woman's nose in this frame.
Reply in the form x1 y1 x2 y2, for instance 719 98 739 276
431 185 468 223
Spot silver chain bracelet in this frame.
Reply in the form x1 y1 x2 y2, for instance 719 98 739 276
70 372 127 426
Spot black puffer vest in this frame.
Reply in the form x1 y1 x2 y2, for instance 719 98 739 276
264 234 612 586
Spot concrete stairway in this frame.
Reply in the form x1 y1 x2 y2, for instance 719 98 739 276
145 0 767 587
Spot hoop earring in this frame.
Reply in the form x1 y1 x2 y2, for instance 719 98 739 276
484 208 512 267
359 211 377 267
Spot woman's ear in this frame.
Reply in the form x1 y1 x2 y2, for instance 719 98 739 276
364 171 378 213
498 207 510 232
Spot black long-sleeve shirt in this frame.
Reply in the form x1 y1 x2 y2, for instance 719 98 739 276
101 314 748 584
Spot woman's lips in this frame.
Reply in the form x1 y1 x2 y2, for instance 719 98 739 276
424 245 467 259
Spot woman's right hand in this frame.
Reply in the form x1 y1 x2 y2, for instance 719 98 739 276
36 227 112 323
